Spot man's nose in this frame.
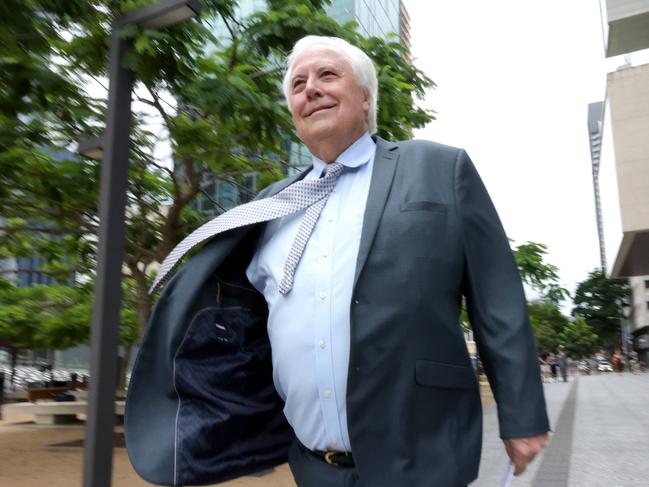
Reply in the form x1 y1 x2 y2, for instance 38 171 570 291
305 78 322 99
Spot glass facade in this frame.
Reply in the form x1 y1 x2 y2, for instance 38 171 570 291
15 254 58 286
327 0 356 25
328 0 401 40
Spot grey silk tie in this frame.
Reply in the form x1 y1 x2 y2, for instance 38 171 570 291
150 162 344 295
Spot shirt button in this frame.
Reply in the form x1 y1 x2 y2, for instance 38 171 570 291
319 340 326 349
327 217 334 222
319 292 327 300
322 249 329 257
353 299 359 304
324 390 332 398
331 436 338 444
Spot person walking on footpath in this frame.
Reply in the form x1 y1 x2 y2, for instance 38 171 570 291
125 35 550 487
548 352 558 382
557 346 568 382
612 350 625 374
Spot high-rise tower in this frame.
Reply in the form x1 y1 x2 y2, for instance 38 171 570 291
587 101 607 272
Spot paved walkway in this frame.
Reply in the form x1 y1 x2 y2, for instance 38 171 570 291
471 373 649 486
2 373 648 486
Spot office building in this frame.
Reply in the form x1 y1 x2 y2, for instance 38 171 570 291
600 0 649 363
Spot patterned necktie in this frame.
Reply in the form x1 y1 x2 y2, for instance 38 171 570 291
150 162 344 295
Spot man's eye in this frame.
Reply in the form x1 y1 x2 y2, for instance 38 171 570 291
321 70 336 77
292 79 305 91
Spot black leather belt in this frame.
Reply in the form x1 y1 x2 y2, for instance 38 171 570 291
301 442 355 468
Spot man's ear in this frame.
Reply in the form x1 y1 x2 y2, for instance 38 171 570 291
362 89 371 112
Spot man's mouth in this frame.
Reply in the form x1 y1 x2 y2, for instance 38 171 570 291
306 105 335 117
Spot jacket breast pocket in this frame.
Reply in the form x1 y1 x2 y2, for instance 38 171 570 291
400 200 447 213
396 201 448 245
415 360 476 390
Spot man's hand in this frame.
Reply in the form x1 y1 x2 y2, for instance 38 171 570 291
503 434 549 475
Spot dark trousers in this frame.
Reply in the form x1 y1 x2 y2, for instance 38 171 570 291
287 439 362 487
287 438 469 487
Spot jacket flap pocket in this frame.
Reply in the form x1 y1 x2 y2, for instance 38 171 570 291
400 201 447 212
415 360 476 390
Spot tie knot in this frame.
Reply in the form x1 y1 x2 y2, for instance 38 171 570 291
324 162 344 178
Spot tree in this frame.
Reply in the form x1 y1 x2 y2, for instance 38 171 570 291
513 242 569 304
558 316 599 359
0 283 48 384
527 301 569 353
0 278 139 385
0 282 88 384
1 0 435 346
572 269 630 349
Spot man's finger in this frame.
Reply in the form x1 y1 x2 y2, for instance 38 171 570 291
504 434 549 476
513 460 526 476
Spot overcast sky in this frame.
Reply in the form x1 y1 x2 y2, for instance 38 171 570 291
405 0 649 305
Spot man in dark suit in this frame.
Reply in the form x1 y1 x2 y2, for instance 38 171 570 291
125 35 549 487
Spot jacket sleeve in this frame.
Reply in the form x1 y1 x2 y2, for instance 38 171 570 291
453 149 550 438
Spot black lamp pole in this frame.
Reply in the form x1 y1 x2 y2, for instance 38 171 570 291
81 29 133 487
78 2 200 486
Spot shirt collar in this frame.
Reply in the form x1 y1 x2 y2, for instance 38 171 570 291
312 132 375 175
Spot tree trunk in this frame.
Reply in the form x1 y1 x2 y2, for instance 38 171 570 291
9 346 17 388
136 277 153 339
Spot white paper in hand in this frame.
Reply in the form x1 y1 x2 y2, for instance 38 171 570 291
500 461 515 487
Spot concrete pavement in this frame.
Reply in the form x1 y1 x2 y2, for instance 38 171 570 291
471 373 649 486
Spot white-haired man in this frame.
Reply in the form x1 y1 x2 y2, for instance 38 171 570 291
126 36 550 487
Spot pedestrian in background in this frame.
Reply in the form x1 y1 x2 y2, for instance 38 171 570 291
539 353 550 383
557 346 568 382
612 351 624 373
548 353 558 382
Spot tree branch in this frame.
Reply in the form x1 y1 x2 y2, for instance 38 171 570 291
149 158 178 194
156 158 204 259
199 187 227 213
145 84 172 127
134 94 157 108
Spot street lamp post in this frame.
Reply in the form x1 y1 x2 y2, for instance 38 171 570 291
620 300 632 355
77 2 200 486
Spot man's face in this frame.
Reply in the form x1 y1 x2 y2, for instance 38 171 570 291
289 47 370 154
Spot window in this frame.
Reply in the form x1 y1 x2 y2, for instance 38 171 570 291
241 173 258 204
645 279 649 289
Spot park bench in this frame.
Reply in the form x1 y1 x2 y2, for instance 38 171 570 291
26 386 74 402
9 400 125 425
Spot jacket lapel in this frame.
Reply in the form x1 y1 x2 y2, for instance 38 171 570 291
353 137 399 288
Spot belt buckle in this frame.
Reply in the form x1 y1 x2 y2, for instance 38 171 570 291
324 451 338 466
324 450 350 467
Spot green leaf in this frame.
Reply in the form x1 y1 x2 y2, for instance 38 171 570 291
134 34 154 55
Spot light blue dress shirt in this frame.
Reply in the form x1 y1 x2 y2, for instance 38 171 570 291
246 133 376 452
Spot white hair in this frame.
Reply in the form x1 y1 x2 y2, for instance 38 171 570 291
282 35 379 135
